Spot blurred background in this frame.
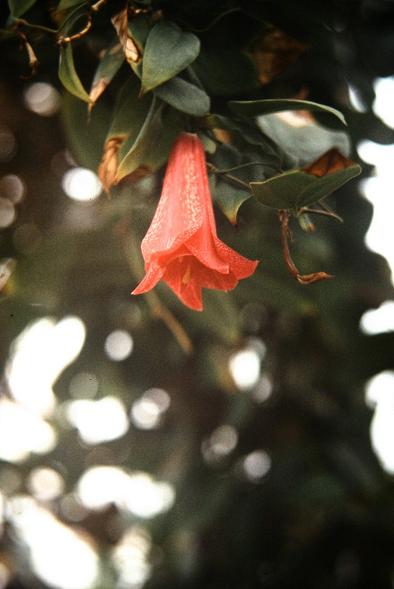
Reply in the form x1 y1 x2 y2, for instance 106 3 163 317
1 1 394 588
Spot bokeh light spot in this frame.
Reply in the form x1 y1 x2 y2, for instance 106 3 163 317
105 330 134 361
62 167 102 202
243 450 271 481
28 467 65 502
23 82 61 117
0 197 15 227
66 396 129 444
0 174 25 203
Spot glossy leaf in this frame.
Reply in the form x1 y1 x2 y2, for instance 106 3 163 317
89 43 124 110
229 99 347 126
250 163 361 209
141 21 200 94
8 0 36 17
59 43 90 103
154 76 210 116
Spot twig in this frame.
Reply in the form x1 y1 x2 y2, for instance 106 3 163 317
14 19 57 34
298 206 343 223
278 209 333 285
58 15 92 44
207 163 250 191
16 29 38 78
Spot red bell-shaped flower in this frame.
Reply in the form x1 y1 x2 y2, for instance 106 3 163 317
132 132 258 311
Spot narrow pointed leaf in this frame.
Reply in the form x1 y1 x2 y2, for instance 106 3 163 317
8 0 36 17
59 43 90 103
141 21 200 94
154 76 210 116
229 99 347 126
89 43 124 110
250 163 361 209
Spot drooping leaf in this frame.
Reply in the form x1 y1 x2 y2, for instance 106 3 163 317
154 76 210 116
62 93 110 170
8 0 36 17
141 21 200 94
59 43 90 103
112 8 141 66
98 79 154 190
229 99 347 126
116 104 183 184
250 150 361 209
89 43 124 111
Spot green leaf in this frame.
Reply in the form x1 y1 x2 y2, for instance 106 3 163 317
141 21 200 94
62 93 110 170
106 78 153 142
154 76 210 116
250 164 362 210
8 0 36 17
59 43 90 103
117 104 183 183
193 46 258 96
89 43 124 109
210 145 251 224
56 0 86 10
229 99 347 126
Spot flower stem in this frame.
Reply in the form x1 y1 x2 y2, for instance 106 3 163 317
206 163 250 191
278 209 333 284
119 223 193 354
298 206 344 223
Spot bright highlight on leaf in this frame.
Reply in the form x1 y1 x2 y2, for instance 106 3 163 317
250 149 361 210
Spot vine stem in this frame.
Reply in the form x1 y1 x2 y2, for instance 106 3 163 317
278 209 333 285
206 163 250 190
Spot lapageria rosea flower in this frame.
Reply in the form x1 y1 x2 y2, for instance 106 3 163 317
132 133 258 311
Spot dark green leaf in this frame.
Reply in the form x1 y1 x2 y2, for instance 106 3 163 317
59 43 90 103
117 105 184 182
193 46 259 96
62 93 110 170
141 21 200 94
8 0 36 17
210 144 251 224
229 99 347 126
89 43 124 109
250 164 362 209
154 76 210 116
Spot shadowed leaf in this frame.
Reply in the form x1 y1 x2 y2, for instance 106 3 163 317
59 43 90 103
141 21 200 94
154 76 210 116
